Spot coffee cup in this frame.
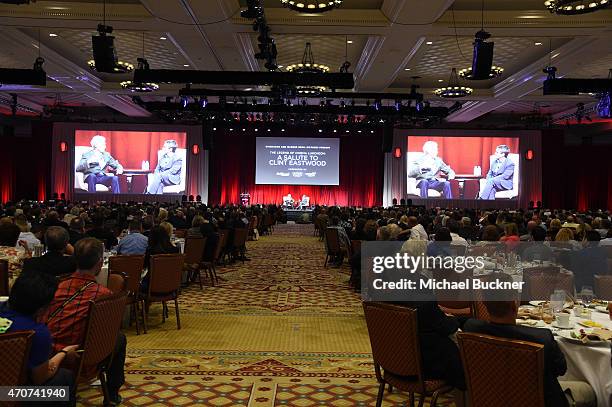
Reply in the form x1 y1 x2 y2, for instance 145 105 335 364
555 313 571 328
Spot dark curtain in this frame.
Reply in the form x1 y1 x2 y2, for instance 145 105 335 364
208 129 383 207
0 121 51 202
542 129 612 210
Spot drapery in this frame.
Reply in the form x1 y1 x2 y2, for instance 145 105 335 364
207 129 383 207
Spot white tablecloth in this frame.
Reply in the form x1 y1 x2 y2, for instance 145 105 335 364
554 311 612 407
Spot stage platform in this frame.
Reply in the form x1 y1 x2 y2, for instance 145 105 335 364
284 208 313 223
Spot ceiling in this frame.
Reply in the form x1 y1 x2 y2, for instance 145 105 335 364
0 0 610 122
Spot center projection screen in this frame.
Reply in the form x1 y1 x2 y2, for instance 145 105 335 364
74 130 187 195
255 137 340 186
407 135 520 200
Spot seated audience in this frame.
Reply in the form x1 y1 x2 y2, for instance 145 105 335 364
44 238 126 406
521 226 553 261
87 215 118 250
116 219 148 255
23 226 77 277
0 271 78 404
407 216 428 241
0 221 30 279
15 215 41 250
464 274 595 407
68 218 86 246
570 231 608 291
187 215 205 238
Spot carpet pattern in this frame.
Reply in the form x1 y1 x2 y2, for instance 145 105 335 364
78 224 454 406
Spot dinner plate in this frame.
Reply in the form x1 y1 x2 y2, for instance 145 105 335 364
577 320 604 329
528 300 573 309
594 306 609 314
557 330 608 346
552 322 575 329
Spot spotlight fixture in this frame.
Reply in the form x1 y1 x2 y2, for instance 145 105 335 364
286 43 330 73
434 68 473 98
280 0 343 13
90 9 133 74
180 96 189 109
200 96 208 108
544 0 609 14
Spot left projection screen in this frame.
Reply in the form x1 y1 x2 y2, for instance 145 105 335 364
74 130 187 195
255 137 340 185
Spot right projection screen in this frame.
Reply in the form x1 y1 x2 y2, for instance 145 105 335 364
406 135 520 200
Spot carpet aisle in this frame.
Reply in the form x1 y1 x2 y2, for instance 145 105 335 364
79 224 453 406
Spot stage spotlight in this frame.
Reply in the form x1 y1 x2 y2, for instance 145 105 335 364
200 96 208 108
415 101 424 112
374 99 381 111
394 100 402 111
340 99 346 108
181 96 189 108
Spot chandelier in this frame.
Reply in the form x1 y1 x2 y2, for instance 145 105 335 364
458 65 504 80
434 68 473 98
280 0 343 13
120 36 157 92
544 0 609 14
89 59 133 73
286 42 330 74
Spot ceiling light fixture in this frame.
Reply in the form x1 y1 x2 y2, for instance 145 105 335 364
49 33 58 37
280 0 343 13
434 68 473 98
544 0 609 15
121 34 158 92
286 42 330 73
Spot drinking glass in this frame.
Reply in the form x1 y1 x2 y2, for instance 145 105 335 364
579 286 594 308
550 291 564 313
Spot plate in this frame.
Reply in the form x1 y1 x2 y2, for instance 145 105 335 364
552 322 575 329
595 306 609 314
577 320 604 328
528 300 573 309
557 330 607 346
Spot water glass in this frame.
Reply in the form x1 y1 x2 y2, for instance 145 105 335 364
579 286 594 307
550 291 564 313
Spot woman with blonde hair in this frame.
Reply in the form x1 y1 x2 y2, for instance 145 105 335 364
554 228 582 250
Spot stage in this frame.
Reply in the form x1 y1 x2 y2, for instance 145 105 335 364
284 208 313 222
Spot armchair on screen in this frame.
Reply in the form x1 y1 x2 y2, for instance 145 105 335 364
406 152 441 198
478 153 520 199
146 148 187 194
282 194 294 207
74 146 110 192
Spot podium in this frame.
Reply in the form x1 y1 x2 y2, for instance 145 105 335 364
240 193 250 206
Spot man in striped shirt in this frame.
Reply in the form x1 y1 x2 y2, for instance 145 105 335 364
45 238 126 406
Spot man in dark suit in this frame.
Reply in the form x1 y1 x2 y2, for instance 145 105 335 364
146 140 183 194
68 218 85 246
23 226 77 278
76 135 123 193
463 275 595 407
479 144 515 200
408 141 455 199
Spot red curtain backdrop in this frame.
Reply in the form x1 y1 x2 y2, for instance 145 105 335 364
0 122 51 202
542 129 612 211
407 136 520 175
208 129 383 207
75 130 187 170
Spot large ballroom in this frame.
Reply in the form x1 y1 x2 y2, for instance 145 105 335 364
0 0 612 406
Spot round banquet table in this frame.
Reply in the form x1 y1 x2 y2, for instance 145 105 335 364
518 306 612 407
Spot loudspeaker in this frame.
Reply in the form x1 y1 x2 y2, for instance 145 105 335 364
382 124 393 153
91 35 118 73
407 199 413 207
471 40 494 80
400 198 406 206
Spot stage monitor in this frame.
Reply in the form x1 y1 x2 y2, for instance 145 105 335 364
255 137 340 185
406 135 520 200
74 130 187 195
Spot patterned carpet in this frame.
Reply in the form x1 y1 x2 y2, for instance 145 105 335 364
78 224 454 406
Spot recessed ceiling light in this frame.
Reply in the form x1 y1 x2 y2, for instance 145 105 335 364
49 33 58 37
404 68 411 71
277 65 284 68
426 41 433 45
244 88 252 91
534 42 543 46
183 64 189 67
438 79 444 82
347 40 353 44
159 36 167 40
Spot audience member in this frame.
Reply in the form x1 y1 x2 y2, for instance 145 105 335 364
23 226 77 277
116 219 148 255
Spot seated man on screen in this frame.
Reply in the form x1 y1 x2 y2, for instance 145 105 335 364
408 140 455 199
146 140 182 194
479 144 514 200
76 135 123 193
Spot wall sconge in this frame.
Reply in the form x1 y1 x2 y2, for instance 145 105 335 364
525 149 534 161
192 144 200 155
394 147 402 158
60 141 68 152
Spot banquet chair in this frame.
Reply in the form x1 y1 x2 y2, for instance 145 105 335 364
318 218 328 241
75 291 128 404
107 272 127 293
183 237 207 289
523 267 574 301
457 332 545 407
594 274 612 301
0 330 34 389
434 268 474 318
202 233 223 286
362 302 453 407
0 259 8 296
174 229 187 239
324 228 344 267
230 228 249 263
144 254 185 330
109 255 146 335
